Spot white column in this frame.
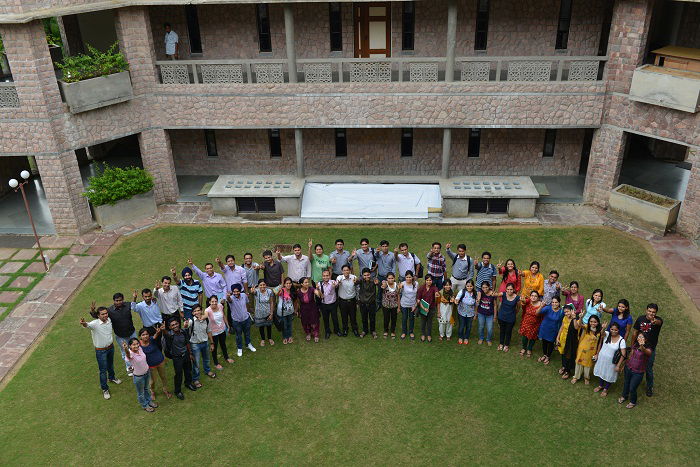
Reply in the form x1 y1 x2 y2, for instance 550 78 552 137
295 128 304 178
445 0 458 82
284 4 298 83
441 129 452 179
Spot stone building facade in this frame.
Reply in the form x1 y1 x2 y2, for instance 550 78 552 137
0 0 698 240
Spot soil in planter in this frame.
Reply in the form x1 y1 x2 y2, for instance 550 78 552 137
618 185 676 208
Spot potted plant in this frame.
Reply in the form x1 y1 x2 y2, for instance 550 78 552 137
608 184 681 233
44 18 64 66
83 165 157 229
57 42 133 113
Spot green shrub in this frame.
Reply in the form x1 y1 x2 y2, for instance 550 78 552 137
57 42 129 83
83 165 154 206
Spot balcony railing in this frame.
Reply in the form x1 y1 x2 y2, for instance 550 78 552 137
0 82 19 108
155 56 607 85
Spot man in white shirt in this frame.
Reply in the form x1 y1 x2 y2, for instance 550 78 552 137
80 306 122 399
336 265 359 337
277 243 311 286
164 23 179 59
154 275 184 323
394 242 421 282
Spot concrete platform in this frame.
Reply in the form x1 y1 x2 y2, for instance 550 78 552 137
207 175 304 216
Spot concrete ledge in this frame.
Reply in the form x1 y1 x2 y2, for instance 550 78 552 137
629 65 700 113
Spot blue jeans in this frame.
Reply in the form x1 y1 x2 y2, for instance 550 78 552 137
95 346 116 391
646 348 656 390
280 314 293 339
133 373 151 408
231 317 252 349
622 367 644 405
375 274 387 309
433 275 445 290
458 315 473 340
115 331 137 371
477 314 494 342
400 307 415 335
191 341 211 381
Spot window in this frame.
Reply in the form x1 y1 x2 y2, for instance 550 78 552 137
474 0 489 51
555 0 573 50
256 4 272 53
468 129 481 157
543 129 556 158
329 3 343 52
468 198 509 214
401 129 413 158
236 197 276 213
402 2 415 51
269 129 282 158
335 129 347 157
204 130 218 158
185 5 202 54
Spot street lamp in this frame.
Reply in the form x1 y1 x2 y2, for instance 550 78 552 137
8 170 49 272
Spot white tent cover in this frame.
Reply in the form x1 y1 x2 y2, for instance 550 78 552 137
300 183 442 218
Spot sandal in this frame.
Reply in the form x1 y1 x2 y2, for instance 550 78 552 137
260 340 265 347
194 381 203 388
584 379 590 385
538 356 546 363
314 337 319 343
269 339 275 346
478 340 483 345
439 336 443 341
458 339 463 344
391 334 396 339
570 378 578 384
373 332 378 339
543 357 550 365
288 337 294 343
594 386 603 393
215 364 223 369
526 351 532 358
618 397 626 404
400 334 406 340
283 338 288 345
163 389 173 399
561 372 570 380
427 337 432 343
383 332 388 338
226 358 234 364
207 372 216 378
558 368 565 375
420 336 426 342
626 402 636 409
519 349 526 357
503 346 509 352
600 389 608 397
306 334 311 342
497 344 503 351
410 333 415 340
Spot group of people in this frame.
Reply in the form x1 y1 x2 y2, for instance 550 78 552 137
81 238 663 411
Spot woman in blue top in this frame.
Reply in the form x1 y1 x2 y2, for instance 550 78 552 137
600 299 634 341
496 283 519 352
455 280 477 345
582 289 605 324
138 325 171 400
536 296 564 365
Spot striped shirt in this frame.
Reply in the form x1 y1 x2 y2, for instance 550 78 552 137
244 263 260 288
426 252 446 278
179 279 203 313
475 262 497 289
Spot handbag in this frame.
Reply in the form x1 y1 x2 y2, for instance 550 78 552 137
612 337 624 364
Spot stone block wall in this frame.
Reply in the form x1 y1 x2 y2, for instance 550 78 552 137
583 126 627 206
139 129 179 203
677 148 700 240
677 2 700 49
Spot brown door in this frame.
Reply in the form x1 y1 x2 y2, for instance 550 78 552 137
354 2 391 58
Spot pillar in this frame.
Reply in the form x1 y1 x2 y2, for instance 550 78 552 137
138 129 179 203
57 15 84 57
115 7 159 94
583 126 627 207
284 4 298 83
445 0 457 82
35 151 95 235
677 148 700 240
295 129 304 178
441 129 452 179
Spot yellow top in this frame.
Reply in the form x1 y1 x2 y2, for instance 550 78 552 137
521 270 544 298
556 315 572 354
652 46 700 61
576 327 601 368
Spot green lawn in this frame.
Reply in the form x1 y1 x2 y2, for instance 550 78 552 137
0 225 698 465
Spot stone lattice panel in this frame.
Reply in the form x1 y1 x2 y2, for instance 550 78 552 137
0 86 20 108
304 63 333 83
349 62 391 82
200 64 244 84
409 63 438 82
507 61 552 82
568 60 599 81
460 62 490 82
255 63 284 83
160 64 190 84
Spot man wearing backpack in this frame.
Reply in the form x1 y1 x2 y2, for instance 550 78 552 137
394 242 422 282
188 305 216 387
446 243 474 298
351 238 377 279
374 240 395 310
162 317 197 400
426 242 447 290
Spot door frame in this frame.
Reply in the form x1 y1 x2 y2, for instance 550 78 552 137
353 2 392 58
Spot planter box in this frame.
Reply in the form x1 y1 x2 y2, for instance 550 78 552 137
59 70 133 113
92 190 156 230
609 184 681 233
629 65 700 113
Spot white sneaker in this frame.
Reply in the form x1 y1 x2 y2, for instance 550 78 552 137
103 390 111 400
109 378 122 385
237 349 243 357
247 343 257 352
127 371 134 377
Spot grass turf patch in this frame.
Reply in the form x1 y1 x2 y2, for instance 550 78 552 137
0 225 698 465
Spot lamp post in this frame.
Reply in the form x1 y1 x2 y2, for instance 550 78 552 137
9 170 49 272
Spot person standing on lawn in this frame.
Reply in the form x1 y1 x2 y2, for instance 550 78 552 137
260 250 284 293
106 293 137 376
582 289 606 325
455 280 477 345
242 253 260 293
188 304 216 387
308 240 331 285
250 279 275 347
352 238 377 281
131 288 162 336
336 265 359 337
556 304 579 380
496 259 520 293
519 290 544 358
561 281 585 316
80 306 122 400
277 277 296 344
571 314 603 385
329 239 351 279
593 322 626 397
316 269 340 339
519 261 544 299
416 274 439 342
226 284 257 357
218 254 248 294
475 281 498 346
398 270 419 340
619 332 653 409
297 277 320 342
496 283 519 352
189 259 227 302
172 267 203 320
162 317 197 400
630 303 663 397
381 272 399 338
437 279 454 341
153 276 183 323
600 299 634 341
426 242 447 290
357 268 379 338
474 252 497 290
542 270 562 306
375 240 396 310
445 243 473 298
121 338 157 412
536 295 564 365
278 244 312 286
206 295 233 368
395 243 421 282
138 325 171 401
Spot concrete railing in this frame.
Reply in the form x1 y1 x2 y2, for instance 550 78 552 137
0 82 19 108
155 56 608 85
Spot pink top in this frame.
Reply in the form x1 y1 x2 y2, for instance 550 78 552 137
562 290 585 314
206 304 226 336
125 347 149 376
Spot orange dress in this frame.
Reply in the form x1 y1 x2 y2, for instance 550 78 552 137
520 271 544 298
518 299 543 340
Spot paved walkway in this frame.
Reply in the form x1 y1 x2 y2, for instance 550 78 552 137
0 202 697 384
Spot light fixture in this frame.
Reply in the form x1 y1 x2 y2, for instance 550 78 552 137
20 170 30 180
9 178 18 188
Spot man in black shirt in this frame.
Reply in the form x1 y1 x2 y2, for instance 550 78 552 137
631 303 663 397
106 293 136 377
163 318 197 400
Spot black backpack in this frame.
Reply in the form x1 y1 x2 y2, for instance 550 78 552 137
411 253 424 278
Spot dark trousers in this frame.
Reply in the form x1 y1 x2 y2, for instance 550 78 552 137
622 367 644 405
231 317 252 349
320 302 340 335
211 332 229 365
521 336 536 351
457 315 473 340
359 302 376 334
542 339 555 357
383 307 397 333
498 319 515 346
375 274 387 309
646 349 656 390
401 307 415 335
172 354 193 394
258 325 272 340
433 275 445 290
339 298 358 332
280 314 293 339
561 354 575 374
420 309 434 337
95 346 116 391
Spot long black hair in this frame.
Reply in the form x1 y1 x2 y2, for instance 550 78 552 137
617 299 630 318
605 322 620 344
501 259 518 283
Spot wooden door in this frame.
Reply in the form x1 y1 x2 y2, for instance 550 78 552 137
354 2 391 58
